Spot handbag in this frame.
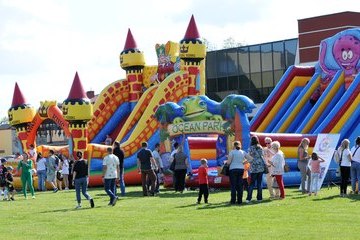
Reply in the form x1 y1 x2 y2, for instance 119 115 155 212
220 164 230 176
169 154 176 171
284 163 290 172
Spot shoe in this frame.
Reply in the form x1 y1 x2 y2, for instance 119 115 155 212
112 197 117 206
108 202 112 206
10 197 14 201
65 187 69 190
205 201 208 204
229 201 235 205
257 199 262 202
308 193 312 196
75 205 81 209
245 200 250 204
53 188 59 193
196 201 200 204
89 198 95 208
32 196 36 199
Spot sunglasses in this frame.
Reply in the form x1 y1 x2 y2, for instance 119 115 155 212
266 142 271 144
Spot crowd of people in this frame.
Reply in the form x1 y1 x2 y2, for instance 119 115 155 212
1 135 360 207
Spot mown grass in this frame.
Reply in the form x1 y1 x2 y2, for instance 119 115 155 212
1 185 359 240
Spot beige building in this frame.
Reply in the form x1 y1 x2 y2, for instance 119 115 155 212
0 124 19 157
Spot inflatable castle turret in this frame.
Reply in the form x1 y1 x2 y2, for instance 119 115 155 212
179 15 206 96
62 72 93 153
120 29 146 110
8 83 36 153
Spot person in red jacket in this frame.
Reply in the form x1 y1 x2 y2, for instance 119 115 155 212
197 158 209 204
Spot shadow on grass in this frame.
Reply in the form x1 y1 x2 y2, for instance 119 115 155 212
39 205 106 213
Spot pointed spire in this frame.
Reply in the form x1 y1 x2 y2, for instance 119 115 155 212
123 28 138 51
11 82 27 107
67 72 88 100
184 15 200 39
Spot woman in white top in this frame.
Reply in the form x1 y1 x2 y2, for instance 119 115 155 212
263 137 279 199
227 141 252 204
336 139 352 197
270 141 285 199
61 156 70 190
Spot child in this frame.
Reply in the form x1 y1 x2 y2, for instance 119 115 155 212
243 161 250 193
197 158 209 204
309 152 325 196
5 166 15 201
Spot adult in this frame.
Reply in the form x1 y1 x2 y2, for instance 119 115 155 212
297 138 311 194
137 142 158 196
0 158 8 199
72 151 94 209
46 150 58 192
246 136 265 203
270 141 285 199
263 137 278 199
17 153 35 199
103 147 120 206
227 141 252 204
152 143 164 193
336 139 352 197
113 141 125 196
350 136 360 194
172 145 190 193
36 152 47 191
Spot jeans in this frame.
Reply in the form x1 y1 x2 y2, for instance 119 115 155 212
340 166 350 195
119 170 126 196
229 169 244 204
37 170 47 191
298 161 311 193
104 178 116 202
141 169 157 195
350 161 360 192
247 172 263 201
274 175 285 198
174 169 187 192
310 173 320 193
197 184 209 203
74 177 91 204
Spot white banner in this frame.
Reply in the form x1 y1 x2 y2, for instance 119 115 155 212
303 134 340 192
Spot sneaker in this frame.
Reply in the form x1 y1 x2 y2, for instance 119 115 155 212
32 196 36 199
75 205 81 209
10 197 14 201
65 187 69 190
245 200 250 204
89 198 95 208
53 188 59 193
112 197 117 206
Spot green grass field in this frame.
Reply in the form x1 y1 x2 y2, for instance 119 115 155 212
1 185 359 240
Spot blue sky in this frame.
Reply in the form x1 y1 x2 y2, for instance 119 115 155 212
1 0 359 118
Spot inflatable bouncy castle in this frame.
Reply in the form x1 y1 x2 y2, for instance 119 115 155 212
7 16 360 189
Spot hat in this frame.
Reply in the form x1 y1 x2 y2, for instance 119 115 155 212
0 158 6 164
6 166 13 171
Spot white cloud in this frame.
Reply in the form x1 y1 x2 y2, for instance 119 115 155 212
1 0 360 118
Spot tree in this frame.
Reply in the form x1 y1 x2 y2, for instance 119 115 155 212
202 38 217 51
0 116 9 125
222 37 243 49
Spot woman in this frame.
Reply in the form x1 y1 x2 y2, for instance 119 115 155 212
246 136 265 203
36 152 47 191
17 153 35 199
336 139 352 197
263 137 278 199
172 146 189 193
72 151 94 209
61 155 70 190
270 141 285 199
298 138 311 194
227 141 252 204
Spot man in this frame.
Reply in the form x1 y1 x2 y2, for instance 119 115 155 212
137 142 157 196
152 143 163 193
46 150 58 193
103 147 120 206
113 141 125 196
351 136 360 194
105 135 113 146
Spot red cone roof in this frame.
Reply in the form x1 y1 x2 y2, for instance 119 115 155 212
183 15 200 39
11 82 27 107
67 72 88 100
123 28 138 50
